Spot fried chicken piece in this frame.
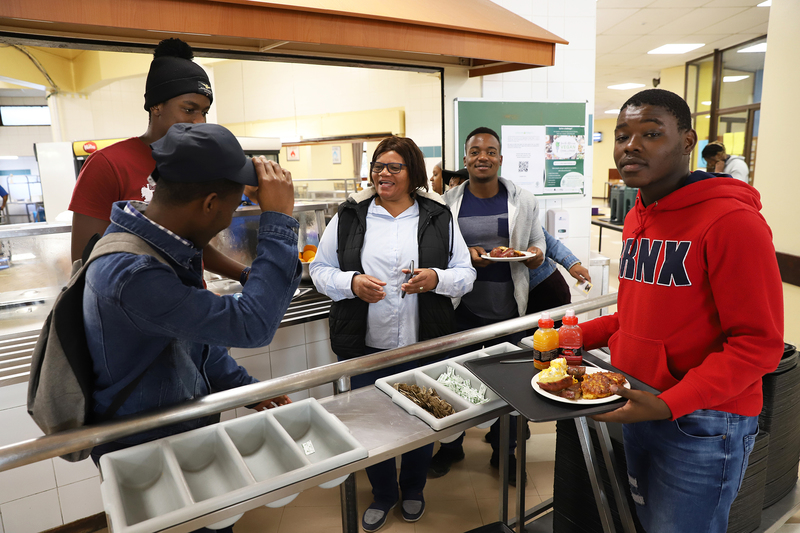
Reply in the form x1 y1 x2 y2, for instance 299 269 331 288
581 372 625 400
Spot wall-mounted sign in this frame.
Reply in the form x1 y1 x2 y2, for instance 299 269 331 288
332 145 342 164
287 147 300 161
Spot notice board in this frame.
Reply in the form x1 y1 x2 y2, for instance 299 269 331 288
454 99 589 197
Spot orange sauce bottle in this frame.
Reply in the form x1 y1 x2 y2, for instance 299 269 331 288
533 312 559 370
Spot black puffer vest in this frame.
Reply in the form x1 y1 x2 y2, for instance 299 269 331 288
328 193 455 360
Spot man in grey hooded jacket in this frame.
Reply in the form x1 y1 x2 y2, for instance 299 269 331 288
433 126 546 484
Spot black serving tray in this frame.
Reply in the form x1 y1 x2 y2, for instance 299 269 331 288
464 349 659 423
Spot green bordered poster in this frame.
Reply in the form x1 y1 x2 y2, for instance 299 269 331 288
454 99 589 197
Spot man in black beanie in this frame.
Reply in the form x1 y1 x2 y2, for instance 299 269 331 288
69 38 249 285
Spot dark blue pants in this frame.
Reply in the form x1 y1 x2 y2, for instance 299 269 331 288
438 304 524 455
348 346 434 504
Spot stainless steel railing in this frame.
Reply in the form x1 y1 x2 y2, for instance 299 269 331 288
0 293 616 472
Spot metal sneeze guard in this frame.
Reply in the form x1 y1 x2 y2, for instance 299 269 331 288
0 293 616 472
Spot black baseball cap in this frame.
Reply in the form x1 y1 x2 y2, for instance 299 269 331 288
442 168 469 182
151 123 257 186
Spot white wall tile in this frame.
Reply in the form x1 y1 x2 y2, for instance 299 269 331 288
563 14 597 49
306 339 337 370
268 324 305 350
547 82 565 100
531 82 549 100
269 345 308 378
0 460 56 505
503 82 532 101
482 80 503 100
52 457 99 487
229 345 270 360
548 0 566 17
563 51 596 83
58 477 104 524
0 406 44 448
269 345 309 403
0 383 28 411
236 353 272 382
304 319 330 343
0 489 62 533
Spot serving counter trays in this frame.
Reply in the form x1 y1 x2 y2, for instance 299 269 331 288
99 398 367 533
374 342 522 431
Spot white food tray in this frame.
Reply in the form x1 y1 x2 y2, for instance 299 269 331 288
99 398 367 533
374 342 522 431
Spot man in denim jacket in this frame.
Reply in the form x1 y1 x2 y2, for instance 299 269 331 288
84 123 301 461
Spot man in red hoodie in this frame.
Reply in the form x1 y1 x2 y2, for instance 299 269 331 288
586 89 784 533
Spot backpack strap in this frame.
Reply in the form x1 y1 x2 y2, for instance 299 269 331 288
81 232 173 421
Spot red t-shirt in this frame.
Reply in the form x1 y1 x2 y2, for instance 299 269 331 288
68 137 155 221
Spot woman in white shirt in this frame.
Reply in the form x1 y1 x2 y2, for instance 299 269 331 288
310 136 475 532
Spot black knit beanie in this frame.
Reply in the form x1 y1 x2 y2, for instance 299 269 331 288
143 38 213 112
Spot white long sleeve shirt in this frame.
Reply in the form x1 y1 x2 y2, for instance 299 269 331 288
310 196 476 350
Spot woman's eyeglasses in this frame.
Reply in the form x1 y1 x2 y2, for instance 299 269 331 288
370 162 406 174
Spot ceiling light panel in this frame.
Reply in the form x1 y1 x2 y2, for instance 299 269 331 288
648 44 705 54
608 83 646 90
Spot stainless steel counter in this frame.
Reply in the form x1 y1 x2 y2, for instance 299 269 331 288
154 387 511 533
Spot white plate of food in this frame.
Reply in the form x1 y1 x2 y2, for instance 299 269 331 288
531 365 630 405
480 248 536 262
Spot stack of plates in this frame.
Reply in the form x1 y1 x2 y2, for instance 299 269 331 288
726 430 770 533
760 343 800 508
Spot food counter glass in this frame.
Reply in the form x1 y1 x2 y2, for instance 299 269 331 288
0 202 335 389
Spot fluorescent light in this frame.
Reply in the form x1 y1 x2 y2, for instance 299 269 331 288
701 101 712 106
758 1 771 6
0 155 19 160
607 83 646 90
705 115 711 119
648 44 705 55
738 43 767 53
605 109 620 114
723 75 750 82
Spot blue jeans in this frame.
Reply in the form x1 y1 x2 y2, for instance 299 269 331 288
622 410 758 533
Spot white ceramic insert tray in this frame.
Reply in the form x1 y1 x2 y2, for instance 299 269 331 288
374 342 522 431
99 398 367 533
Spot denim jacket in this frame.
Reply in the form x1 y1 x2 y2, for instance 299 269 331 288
529 228 581 289
84 201 301 444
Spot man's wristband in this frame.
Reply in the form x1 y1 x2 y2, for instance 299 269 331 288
240 266 252 285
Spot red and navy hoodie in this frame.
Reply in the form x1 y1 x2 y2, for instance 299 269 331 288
582 172 784 420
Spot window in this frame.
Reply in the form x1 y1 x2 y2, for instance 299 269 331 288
0 106 51 126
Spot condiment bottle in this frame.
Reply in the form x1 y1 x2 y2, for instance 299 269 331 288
559 309 584 366
533 312 559 370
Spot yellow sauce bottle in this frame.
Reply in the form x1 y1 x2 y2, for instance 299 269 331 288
533 312 559 370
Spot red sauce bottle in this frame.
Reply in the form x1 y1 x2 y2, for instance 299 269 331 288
559 309 583 366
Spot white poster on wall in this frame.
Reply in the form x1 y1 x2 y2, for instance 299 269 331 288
501 124 585 196
501 125 545 195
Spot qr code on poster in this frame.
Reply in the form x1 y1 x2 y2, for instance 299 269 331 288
518 161 529 173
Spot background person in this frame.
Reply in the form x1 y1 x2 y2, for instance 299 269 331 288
701 141 749 183
431 127 546 486
68 38 249 283
430 160 444 194
587 89 783 533
310 136 475 532
443 168 469 190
